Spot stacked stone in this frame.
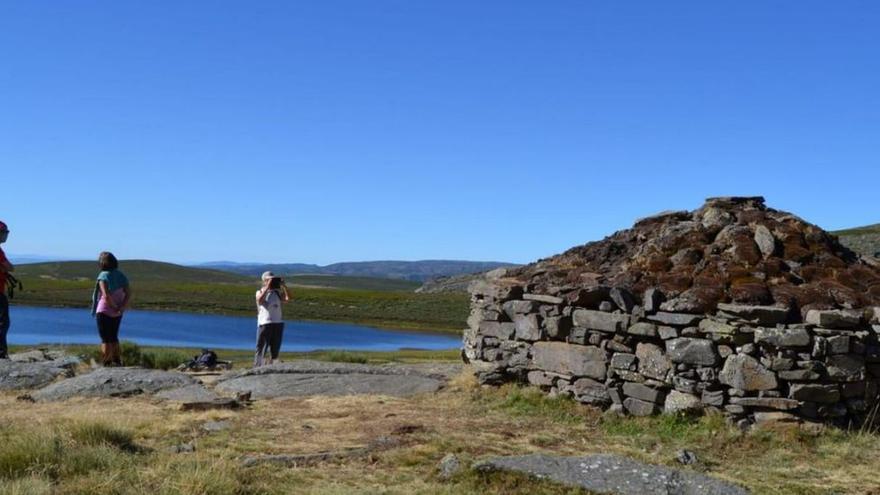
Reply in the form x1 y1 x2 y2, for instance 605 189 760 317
464 278 880 427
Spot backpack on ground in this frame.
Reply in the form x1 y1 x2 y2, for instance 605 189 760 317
195 349 218 368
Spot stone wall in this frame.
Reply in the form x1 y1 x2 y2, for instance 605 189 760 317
463 277 880 428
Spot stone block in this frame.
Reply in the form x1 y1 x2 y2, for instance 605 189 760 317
778 369 821 381
716 303 790 326
753 412 800 426
572 309 630 333
626 322 658 338
531 342 606 380
544 316 572 340
568 327 588 345
825 354 865 382
673 376 698 394
789 383 840 403
805 309 863 329
826 335 850 355
658 326 678 340
648 312 702 327
469 280 523 302
502 300 539 319
701 388 725 406
609 287 636 313
622 382 666 404
643 288 665 314
754 327 811 348
729 397 799 410
666 338 718 366
664 390 702 414
610 353 637 371
527 371 556 387
479 321 515 340
514 314 543 341
623 397 659 416
636 343 672 381
719 354 778 391
698 318 737 335
523 293 564 305
605 339 633 354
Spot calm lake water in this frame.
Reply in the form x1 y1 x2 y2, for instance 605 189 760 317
8 306 462 352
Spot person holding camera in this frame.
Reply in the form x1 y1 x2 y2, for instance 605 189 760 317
254 271 290 367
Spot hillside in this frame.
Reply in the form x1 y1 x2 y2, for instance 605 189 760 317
198 259 517 282
16 260 250 284
833 223 880 258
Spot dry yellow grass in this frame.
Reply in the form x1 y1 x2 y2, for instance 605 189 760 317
1 368 879 494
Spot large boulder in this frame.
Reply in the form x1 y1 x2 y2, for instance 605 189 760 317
531 342 606 380
31 368 198 401
719 354 778 391
474 454 749 495
215 361 459 400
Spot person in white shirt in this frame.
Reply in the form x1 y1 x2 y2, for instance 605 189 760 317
254 271 290 367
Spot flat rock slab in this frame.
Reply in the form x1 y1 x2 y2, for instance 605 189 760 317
32 367 198 401
0 359 77 391
474 454 749 495
155 384 220 403
215 360 458 400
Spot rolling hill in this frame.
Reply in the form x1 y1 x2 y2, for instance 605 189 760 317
833 224 880 258
16 260 250 284
197 259 518 282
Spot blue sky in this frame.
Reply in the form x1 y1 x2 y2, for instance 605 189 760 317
1 1 878 265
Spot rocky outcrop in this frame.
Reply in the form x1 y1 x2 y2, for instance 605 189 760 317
31 367 198 401
474 454 748 495
215 361 460 399
464 198 880 427
0 350 80 390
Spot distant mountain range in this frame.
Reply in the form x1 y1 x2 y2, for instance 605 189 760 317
196 260 518 282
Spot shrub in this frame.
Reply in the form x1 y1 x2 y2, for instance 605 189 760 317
87 342 189 370
323 350 369 364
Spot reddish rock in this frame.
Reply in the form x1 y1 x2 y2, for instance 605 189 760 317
509 197 880 315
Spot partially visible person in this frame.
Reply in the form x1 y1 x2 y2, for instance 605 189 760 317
90 252 131 366
0 221 13 359
254 271 290 367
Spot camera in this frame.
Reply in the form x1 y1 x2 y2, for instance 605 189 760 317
268 277 284 289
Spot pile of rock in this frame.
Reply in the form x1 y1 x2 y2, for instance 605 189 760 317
464 197 880 427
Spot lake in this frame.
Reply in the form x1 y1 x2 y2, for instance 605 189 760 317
8 306 462 352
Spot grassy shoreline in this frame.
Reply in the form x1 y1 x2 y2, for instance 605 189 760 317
8 343 462 367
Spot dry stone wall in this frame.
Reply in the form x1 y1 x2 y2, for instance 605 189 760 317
464 277 880 427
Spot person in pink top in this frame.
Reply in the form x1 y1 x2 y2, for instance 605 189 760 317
90 252 131 366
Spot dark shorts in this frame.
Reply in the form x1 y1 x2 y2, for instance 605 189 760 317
96 313 122 344
0 294 9 358
254 322 284 366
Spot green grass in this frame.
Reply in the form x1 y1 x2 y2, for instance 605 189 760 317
0 421 140 482
832 223 880 237
80 342 191 370
10 344 462 368
489 386 589 426
286 275 421 292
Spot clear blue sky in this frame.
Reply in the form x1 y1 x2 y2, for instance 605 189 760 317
1 1 878 265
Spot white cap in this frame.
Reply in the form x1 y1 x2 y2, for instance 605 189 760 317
261 271 276 281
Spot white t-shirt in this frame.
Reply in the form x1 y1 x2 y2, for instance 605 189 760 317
257 289 283 325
